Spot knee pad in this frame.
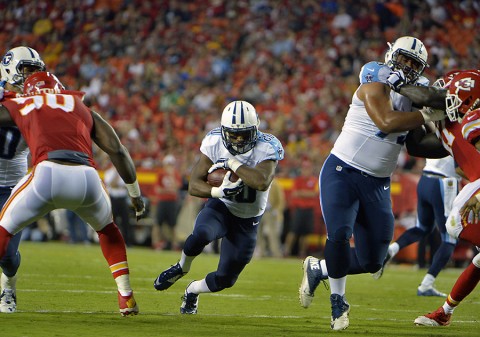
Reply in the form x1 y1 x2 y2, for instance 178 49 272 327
330 226 353 243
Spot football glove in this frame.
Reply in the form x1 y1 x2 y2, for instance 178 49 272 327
208 158 243 173
386 69 406 92
419 107 446 123
211 171 244 198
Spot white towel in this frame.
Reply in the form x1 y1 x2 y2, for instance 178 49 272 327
442 177 458 217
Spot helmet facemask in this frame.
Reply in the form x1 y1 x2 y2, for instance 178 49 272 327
220 101 260 156
385 37 428 84
1 46 46 90
445 71 480 122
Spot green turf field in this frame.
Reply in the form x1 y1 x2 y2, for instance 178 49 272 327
2 241 478 336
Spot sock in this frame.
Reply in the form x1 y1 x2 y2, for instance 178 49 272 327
186 279 211 294
179 251 195 273
420 273 435 289
97 223 129 279
329 276 346 296
389 242 400 257
320 259 328 277
115 274 132 296
446 262 480 311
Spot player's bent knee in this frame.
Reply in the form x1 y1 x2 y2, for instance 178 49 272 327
330 226 353 242
363 263 382 274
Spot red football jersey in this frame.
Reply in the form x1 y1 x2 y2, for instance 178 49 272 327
436 118 480 181
1 90 96 167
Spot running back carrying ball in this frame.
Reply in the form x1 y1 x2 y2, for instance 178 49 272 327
207 168 239 187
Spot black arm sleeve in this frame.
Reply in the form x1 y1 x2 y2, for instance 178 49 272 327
405 126 450 158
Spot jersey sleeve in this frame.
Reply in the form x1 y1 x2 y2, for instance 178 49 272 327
257 132 284 161
200 127 222 161
358 61 391 85
461 109 480 145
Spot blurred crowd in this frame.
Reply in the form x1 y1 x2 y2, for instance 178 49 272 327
2 0 479 256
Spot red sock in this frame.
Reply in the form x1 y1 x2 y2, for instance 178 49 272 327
447 262 480 306
0 227 12 259
97 222 129 278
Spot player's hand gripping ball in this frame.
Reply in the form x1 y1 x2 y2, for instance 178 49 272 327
207 168 239 187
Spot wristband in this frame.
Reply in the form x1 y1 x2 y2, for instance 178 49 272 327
227 158 242 173
211 187 223 198
125 180 141 197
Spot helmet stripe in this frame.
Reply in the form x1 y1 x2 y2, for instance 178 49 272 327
232 101 237 124
411 38 417 51
26 47 35 58
240 101 245 124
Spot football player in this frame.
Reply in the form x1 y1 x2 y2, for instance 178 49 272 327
0 71 145 316
298 36 446 330
403 70 480 326
372 73 464 299
0 46 45 313
153 100 284 314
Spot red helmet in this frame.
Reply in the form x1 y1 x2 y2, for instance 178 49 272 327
23 71 65 95
445 70 480 122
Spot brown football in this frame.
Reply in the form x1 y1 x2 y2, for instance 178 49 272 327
207 168 239 187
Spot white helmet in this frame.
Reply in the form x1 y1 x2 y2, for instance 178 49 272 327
1 46 45 87
385 36 428 84
221 100 260 155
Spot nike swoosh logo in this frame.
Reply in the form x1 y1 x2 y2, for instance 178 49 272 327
383 186 390 190
367 68 375 71
253 221 259 226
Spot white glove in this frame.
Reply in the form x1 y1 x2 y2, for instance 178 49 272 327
208 158 243 173
211 171 244 198
420 107 446 123
386 69 406 92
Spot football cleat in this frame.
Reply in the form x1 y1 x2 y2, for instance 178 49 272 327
0 289 16 313
154 262 187 291
372 252 392 280
417 285 447 297
180 282 199 315
299 256 328 308
330 294 350 330
414 307 451 326
118 291 139 316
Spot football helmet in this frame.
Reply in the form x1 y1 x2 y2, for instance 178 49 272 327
23 71 65 95
1 46 45 88
446 71 480 122
221 100 260 155
385 36 428 84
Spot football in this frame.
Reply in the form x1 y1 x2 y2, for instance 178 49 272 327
207 168 239 187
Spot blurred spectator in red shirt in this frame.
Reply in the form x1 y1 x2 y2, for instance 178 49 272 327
284 159 319 257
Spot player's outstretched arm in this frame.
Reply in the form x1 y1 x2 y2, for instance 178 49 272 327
358 82 441 134
90 110 145 218
399 85 447 110
405 125 450 158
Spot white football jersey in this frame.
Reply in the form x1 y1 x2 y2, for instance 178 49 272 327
423 157 458 178
200 128 284 218
332 61 426 178
0 127 29 186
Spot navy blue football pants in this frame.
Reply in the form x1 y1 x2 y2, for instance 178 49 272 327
183 198 260 292
0 186 22 277
320 154 394 278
